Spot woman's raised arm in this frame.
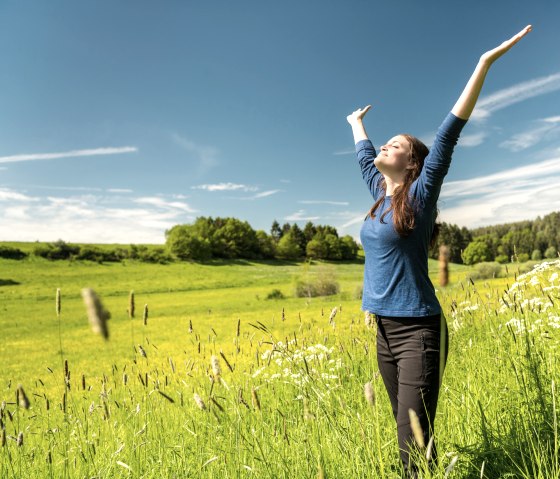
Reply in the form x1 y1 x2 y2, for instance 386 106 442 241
451 25 532 121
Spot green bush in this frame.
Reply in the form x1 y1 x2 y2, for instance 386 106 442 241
470 262 503 280
531 249 543 261
545 246 558 259
0 246 27 260
265 289 285 300
516 253 530 263
495 254 509 264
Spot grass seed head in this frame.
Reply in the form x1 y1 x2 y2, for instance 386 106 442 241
408 408 425 448
143 304 148 325
364 382 375 406
81 288 110 339
56 288 61 316
16 431 23 447
193 393 206 410
251 387 261 412
211 355 222 379
17 385 30 409
128 290 135 319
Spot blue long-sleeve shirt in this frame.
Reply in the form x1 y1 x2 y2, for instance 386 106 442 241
357 112 467 317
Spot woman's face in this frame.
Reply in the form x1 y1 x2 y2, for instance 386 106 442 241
374 135 413 175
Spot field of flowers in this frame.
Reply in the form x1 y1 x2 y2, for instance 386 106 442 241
1 256 559 478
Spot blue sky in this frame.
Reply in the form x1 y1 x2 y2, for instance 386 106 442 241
0 0 559 243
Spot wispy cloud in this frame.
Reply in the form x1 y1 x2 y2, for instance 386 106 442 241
107 188 133 194
499 116 560 152
299 200 349 206
0 146 137 164
133 196 197 212
192 182 258 192
333 148 355 156
172 134 219 175
284 209 320 221
242 189 282 200
458 132 487 148
0 188 196 243
472 72 560 121
439 153 560 227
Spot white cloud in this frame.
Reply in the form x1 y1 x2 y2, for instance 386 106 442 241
0 188 196 243
471 72 560 121
192 182 258 192
458 132 487 148
299 200 350 206
133 196 197 212
0 146 137 164
439 154 560 228
499 116 560 152
284 209 320 222
107 188 133 193
245 189 282 199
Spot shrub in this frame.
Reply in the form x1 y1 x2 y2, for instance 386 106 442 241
294 272 339 298
33 240 80 260
495 255 509 264
516 253 530 263
265 289 285 300
544 246 558 259
531 249 542 261
0 246 27 260
470 262 503 280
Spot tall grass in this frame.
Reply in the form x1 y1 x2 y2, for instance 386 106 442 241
1 258 559 477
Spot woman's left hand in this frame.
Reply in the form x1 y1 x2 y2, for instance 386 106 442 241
480 25 532 66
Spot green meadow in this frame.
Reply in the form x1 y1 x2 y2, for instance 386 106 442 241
1 252 559 478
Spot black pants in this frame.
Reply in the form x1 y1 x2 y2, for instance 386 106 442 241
375 313 449 477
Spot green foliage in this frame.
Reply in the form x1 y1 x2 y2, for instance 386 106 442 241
0 245 27 260
462 240 491 265
531 249 542 261
33 240 80 260
469 261 503 280
276 231 303 259
265 288 285 300
545 246 557 259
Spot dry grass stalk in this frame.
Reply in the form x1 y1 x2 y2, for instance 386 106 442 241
251 387 261 412
444 455 459 478
81 288 110 339
56 288 61 316
138 345 147 358
439 245 450 287
408 408 425 448
128 290 135 319
193 393 206 410
426 435 434 461
329 307 337 324
17 385 30 409
143 304 148 325
364 382 375 406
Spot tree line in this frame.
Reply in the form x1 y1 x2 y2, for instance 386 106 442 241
1 211 558 265
429 211 560 264
165 217 359 261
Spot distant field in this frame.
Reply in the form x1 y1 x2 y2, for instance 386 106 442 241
1 252 558 478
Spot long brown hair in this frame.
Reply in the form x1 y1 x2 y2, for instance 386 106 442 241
369 134 440 247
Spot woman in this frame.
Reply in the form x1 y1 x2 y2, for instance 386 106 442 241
347 25 532 476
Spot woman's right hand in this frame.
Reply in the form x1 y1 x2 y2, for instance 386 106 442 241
346 105 372 125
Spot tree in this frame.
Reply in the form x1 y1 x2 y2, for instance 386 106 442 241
276 231 302 260
462 240 491 265
306 238 328 259
270 220 282 242
256 230 276 259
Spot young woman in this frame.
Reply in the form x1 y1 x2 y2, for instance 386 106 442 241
347 25 532 477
